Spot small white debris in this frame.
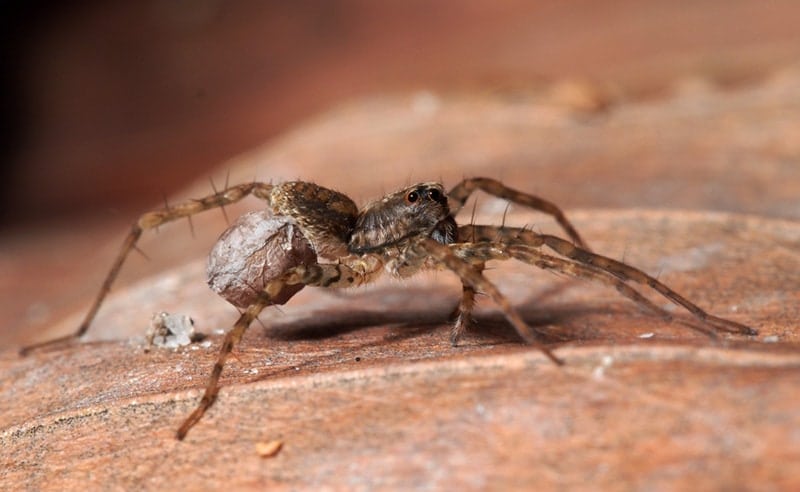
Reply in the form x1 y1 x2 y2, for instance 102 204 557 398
244 368 260 375
762 335 780 343
638 332 655 339
592 355 614 380
145 312 198 350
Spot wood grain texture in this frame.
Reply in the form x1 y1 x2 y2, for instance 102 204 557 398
3 209 799 490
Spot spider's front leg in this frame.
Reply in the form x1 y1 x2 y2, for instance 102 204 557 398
20 182 275 355
462 224 756 337
448 262 484 346
448 177 589 249
446 178 591 337
176 256 383 440
449 240 712 336
401 237 563 365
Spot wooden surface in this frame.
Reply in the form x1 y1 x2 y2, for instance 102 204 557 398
3 49 800 492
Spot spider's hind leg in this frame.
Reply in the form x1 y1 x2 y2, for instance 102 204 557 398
177 257 384 439
20 182 275 355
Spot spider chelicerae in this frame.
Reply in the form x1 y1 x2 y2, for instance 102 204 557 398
22 177 756 439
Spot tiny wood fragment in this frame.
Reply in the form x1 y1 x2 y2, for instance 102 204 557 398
255 440 284 459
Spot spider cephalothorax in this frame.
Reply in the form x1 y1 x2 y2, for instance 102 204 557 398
349 182 457 252
21 177 757 440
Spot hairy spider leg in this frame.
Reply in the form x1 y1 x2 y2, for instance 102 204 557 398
176 258 382 439
446 177 592 335
448 261 485 345
405 237 564 366
459 225 757 337
447 241 718 339
20 182 275 355
447 177 589 249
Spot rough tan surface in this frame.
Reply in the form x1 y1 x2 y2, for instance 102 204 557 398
4 343 799 489
3 73 800 490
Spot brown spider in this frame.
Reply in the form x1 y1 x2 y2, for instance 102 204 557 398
21 177 756 440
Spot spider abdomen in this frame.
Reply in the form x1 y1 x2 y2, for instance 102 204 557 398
207 211 317 308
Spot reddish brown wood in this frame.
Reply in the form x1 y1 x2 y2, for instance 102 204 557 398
3 207 799 489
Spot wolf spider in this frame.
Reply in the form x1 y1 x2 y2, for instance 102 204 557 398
22 177 756 439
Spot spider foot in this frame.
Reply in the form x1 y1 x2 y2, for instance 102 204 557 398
449 313 473 346
19 332 82 356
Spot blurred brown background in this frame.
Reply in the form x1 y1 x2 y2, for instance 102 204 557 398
2 1 800 490
4 0 800 226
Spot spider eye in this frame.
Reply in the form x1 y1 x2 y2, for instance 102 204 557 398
406 191 419 203
428 188 441 201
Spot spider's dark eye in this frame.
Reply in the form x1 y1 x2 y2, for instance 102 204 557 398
406 191 419 203
428 188 441 201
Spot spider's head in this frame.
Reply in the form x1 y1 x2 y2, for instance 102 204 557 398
348 182 457 253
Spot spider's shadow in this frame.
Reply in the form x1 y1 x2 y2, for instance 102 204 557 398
262 283 608 345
